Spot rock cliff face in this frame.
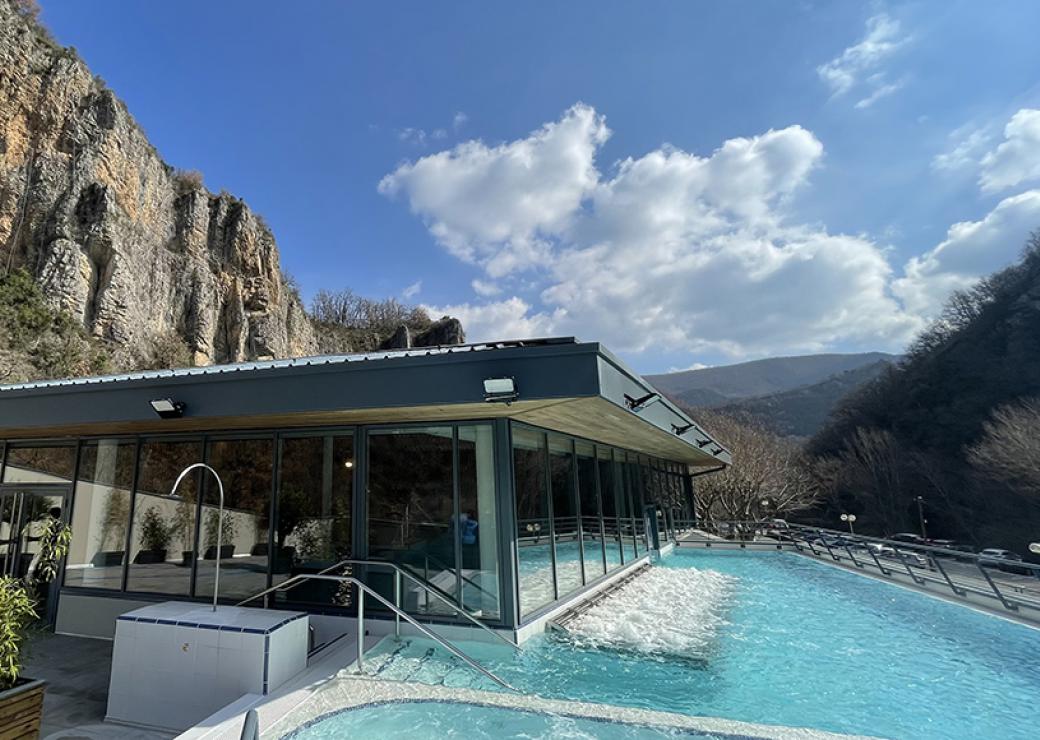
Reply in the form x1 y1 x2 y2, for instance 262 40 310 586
0 1 316 365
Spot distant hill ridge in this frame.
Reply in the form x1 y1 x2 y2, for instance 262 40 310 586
646 352 899 407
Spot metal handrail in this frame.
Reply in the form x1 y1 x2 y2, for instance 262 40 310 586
267 573 518 692
680 519 1040 614
238 557 521 651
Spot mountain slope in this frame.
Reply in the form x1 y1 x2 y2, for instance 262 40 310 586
647 352 899 406
807 236 1040 553
715 360 894 437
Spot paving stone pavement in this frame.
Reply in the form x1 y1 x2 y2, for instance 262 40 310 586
21 632 174 740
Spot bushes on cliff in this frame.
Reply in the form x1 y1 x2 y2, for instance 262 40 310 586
309 288 433 353
0 268 112 383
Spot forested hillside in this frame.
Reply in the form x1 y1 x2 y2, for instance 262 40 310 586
806 234 1040 557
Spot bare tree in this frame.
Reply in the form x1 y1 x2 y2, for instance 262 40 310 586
831 427 907 534
968 398 1040 494
691 410 818 528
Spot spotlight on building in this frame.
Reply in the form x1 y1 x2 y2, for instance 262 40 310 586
696 439 712 448
149 398 185 419
624 392 660 411
671 423 694 435
483 377 518 404
343 460 354 469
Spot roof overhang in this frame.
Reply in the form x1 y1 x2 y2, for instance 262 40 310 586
0 340 731 468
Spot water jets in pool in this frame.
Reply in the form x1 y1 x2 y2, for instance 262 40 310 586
563 566 736 661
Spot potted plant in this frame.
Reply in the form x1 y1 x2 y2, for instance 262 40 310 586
203 510 236 560
0 514 71 737
133 507 171 565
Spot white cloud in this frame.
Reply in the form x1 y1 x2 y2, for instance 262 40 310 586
423 297 557 343
894 190 1040 316
453 111 468 130
979 109 1040 193
382 105 926 359
854 77 905 109
402 280 422 299
471 278 501 297
817 13 909 108
397 127 428 146
379 103 609 276
932 125 993 172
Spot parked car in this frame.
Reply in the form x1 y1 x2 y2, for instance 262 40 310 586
890 533 925 544
864 542 928 567
978 549 1032 575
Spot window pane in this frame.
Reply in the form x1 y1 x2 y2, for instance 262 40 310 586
65 440 136 590
597 446 624 571
367 427 455 615
273 435 354 607
127 439 203 595
549 435 582 598
513 427 553 619
3 445 76 483
458 425 500 619
577 442 605 582
628 457 644 557
195 438 274 602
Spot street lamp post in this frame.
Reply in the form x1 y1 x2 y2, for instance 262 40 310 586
915 496 927 540
840 513 857 534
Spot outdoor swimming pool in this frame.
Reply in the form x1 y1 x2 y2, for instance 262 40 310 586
365 550 1040 740
286 701 722 739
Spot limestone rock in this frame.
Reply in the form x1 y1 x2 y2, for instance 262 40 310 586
414 317 466 347
0 1 317 366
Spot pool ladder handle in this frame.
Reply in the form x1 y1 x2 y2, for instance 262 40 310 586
238 558 521 692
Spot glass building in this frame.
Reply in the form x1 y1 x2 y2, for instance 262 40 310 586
0 338 728 638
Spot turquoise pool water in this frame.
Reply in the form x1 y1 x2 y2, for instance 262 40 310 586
369 550 1040 739
287 701 719 739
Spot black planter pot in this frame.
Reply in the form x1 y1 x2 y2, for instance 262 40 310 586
132 549 168 565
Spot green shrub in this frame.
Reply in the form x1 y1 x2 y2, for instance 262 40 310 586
138 508 172 553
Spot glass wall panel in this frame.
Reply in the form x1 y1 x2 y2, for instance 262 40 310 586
576 441 605 582
458 425 500 618
597 446 624 570
549 434 582 598
626 454 648 554
614 451 635 560
273 435 353 607
2 445 76 483
127 439 203 595
64 439 137 589
195 438 274 601
513 427 554 618
367 427 455 614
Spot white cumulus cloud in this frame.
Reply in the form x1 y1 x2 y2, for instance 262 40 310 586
894 190 1040 316
979 109 1040 193
383 105 928 359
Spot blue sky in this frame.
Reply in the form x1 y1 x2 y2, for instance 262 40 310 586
39 1 1040 373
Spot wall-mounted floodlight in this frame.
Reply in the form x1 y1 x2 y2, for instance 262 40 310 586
710 447 724 456
484 377 518 404
624 392 660 411
150 398 185 419
671 423 694 435
696 439 712 448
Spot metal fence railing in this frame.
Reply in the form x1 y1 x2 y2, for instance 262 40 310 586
676 520 1040 615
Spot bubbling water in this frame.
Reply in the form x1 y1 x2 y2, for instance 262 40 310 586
565 566 736 659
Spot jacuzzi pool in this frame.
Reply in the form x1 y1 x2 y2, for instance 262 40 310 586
360 550 1040 740
285 701 723 739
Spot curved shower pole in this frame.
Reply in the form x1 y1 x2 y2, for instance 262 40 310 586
171 463 225 612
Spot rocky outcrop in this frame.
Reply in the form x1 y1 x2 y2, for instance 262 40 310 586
0 1 317 365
